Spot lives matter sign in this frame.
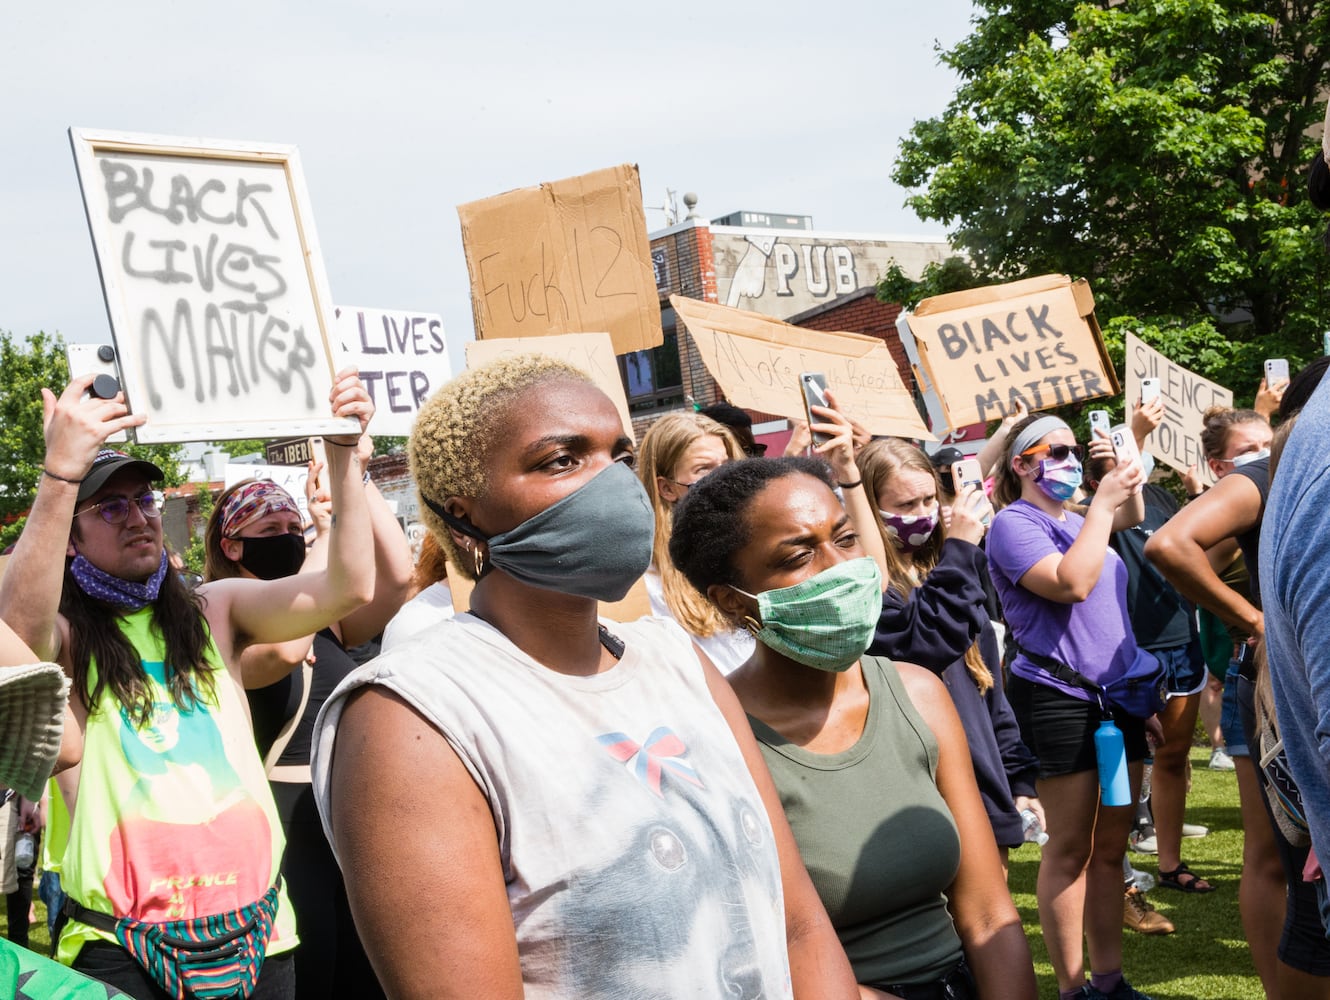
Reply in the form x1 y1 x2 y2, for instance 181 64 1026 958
905 275 1118 429
332 306 450 437
69 128 358 444
1125 332 1232 486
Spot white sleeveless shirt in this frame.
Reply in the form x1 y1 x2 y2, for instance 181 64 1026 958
311 613 793 999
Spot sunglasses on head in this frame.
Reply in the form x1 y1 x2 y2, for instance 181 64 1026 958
1020 443 1083 463
77 490 165 525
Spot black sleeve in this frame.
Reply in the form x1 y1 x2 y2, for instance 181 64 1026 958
1311 149 1330 212
868 538 990 673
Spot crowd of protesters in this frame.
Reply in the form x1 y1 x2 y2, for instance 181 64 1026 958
4 142 1330 1000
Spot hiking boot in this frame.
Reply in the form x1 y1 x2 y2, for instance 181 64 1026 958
1124 886 1174 935
1209 747 1236 771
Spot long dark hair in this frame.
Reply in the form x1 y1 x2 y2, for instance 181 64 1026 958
61 553 216 726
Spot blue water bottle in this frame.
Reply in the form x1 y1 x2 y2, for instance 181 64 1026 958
1095 720 1131 806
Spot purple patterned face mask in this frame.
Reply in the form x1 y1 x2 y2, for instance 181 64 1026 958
69 551 169 610
1035 457 1083 502
879 507 939 553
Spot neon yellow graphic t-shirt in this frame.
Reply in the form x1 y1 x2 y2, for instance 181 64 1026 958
57 607 295 965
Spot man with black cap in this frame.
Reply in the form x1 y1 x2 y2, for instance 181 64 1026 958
0 372 375 999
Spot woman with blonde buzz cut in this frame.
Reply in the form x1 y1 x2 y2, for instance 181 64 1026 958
311 354 860 1000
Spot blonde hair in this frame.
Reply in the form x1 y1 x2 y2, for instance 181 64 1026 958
410 354 593 580
856 438 993 693
637 412 744 636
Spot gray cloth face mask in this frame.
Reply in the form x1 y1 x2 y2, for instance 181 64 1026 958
427 461 655 602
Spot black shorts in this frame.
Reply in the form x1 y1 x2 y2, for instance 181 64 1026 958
1008 675 1149 779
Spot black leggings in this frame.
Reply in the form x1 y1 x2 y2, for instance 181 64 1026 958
1235 672 1330 974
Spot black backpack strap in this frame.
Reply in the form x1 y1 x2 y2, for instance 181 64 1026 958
61 895 120 935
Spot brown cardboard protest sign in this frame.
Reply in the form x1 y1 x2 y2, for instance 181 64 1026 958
458 165 662 356
907 274 1117 429
671 296 933 439
1124 332 1232 486
466 332 635 441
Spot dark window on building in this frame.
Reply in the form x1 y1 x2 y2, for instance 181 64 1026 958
621 305 685 413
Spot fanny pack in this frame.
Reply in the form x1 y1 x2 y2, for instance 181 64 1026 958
1012 639 1167 718
62 880 281 1000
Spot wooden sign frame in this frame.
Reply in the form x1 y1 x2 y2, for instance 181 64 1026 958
69 127 358 443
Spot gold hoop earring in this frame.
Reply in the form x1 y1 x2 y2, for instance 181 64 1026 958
741 615 763 636
473 543 486 578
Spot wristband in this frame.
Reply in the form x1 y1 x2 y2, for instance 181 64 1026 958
43 468 84 485
324 438 358 448
837 479 863 490
1186 492 1203 501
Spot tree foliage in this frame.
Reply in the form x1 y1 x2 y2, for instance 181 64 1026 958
889 0 1330 396
0 330 186 547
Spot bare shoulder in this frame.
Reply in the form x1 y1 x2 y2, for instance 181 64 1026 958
892 659 950 710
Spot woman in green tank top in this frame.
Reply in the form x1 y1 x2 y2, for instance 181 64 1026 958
671 456 1036 999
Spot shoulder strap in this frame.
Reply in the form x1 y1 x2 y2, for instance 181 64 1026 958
1009 638 1104 700
263 659 314 775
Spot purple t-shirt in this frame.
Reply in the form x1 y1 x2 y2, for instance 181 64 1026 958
987 499 1143 702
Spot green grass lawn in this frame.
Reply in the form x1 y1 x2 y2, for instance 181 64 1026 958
0 748 1263 995
1009 746 1261 999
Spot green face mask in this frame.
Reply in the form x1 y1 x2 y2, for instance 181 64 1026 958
733 557 883 672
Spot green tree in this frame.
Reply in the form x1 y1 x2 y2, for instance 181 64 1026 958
890 0 1330 397
0 330 186 548
182 482 214 576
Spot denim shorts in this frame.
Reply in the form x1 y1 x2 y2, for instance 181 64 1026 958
1221 668 1250 758
1153 637 1207 698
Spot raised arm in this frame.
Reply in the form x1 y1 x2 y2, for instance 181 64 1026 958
205 369 375 656
703 657 861 999
810 394 889 588
1145 473 1265 636
869 539 990 672
0 377 145 661
896 663 1036 999
975 400 1028 478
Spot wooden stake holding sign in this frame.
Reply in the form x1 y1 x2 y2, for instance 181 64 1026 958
905 274 1118 430
68 128 358 443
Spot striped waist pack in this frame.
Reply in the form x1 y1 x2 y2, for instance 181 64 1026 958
62 880 281 1000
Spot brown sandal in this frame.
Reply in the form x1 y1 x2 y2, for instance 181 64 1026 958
1158 862 1215 893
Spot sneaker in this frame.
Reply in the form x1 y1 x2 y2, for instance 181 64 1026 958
1209 747 1236 771
1079 978 1156 999
1124 885 1174 935
1129 831 1157 854
1181 822 1208 838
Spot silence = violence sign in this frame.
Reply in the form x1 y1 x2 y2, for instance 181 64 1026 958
1124 332 1232 486
906 274 1118 429
68 128 358 444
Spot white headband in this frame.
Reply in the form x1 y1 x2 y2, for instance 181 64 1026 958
1009 416 1072 460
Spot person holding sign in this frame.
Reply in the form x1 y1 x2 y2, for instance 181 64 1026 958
667 456 1036 999
0 371 375 999
310 354 860 1000
203 442 411 1000
986 415 1155 1000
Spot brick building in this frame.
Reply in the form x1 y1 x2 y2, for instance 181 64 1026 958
627 207 950 444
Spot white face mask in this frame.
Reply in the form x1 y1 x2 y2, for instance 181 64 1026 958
1231 448 1270 468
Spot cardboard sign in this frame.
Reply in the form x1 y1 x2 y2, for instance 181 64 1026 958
224 462 312 520
1125 332 1232 485
69 128 359 444
906 274 1118 429
465 332 635 441
458 164 663 356
670 296 933 440
332 305 450 436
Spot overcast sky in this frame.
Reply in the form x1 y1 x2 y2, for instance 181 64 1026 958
1 1 976 374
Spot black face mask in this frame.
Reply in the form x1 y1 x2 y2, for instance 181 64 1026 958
235 533 307 580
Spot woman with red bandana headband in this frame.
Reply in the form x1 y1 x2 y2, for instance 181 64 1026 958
204 451 412 1000
855 438 1040 873
986 413 1155 1000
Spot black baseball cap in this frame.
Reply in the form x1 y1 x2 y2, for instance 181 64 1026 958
929 446 965 470
75 450 164 503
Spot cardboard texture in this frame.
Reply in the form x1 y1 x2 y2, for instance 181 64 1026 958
68 128 358 444
458 164 663 356
465 332 635 442
907 274 1118 429
445 566 653 623
670 296 933 440
1125 332 1232 486
332 305 450 437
